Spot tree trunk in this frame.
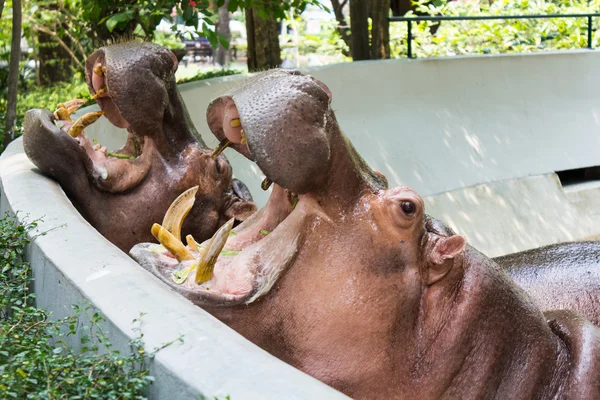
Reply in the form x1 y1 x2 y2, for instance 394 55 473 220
4 0 22 149
245 8 281 72
215 0 231 67
330 0 351 55
390 0 412 16
0 0 6 20
369 0 390 59
349 0 370 60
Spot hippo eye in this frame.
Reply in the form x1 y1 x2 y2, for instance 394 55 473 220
400 201 416 216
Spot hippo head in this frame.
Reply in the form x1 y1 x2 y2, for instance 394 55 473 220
129 69 432 306
22 41 255 252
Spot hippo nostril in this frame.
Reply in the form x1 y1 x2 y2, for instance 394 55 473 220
215 158 223 175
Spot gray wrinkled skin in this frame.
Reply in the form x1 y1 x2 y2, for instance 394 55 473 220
208 70 331 193
497 242 600 326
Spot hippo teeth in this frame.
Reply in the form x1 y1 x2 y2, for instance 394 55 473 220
91 86 107 99
261 177 273 191
151 223 195 262
93 65 107 76
162 185 199 241
54 98 86 121
67 111 104 138
195 218 235 284
211 139 232 160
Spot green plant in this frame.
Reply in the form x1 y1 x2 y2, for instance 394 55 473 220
153 31 185 50
390 0 600 58
0 214 182 398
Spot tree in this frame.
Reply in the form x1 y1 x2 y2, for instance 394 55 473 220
330 0 351 55
349 0 390 60
349 0 369 60
4 0 21 148
245 7 281 71
215 0 231 67
369 0 389 59
0 0 5 19
225 1 324 71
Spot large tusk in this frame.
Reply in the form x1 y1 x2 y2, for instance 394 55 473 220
211 139 232 160
151 223 195 262
162 186 199 241
240 128 247 145
195 218 235 284
67 111 104 137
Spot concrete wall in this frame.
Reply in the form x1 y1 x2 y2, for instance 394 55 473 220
0 140 348 399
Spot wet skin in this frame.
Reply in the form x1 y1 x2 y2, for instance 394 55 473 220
22 42 256 252
131 69 600 399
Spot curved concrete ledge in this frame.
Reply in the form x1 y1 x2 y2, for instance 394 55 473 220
0 139 348 399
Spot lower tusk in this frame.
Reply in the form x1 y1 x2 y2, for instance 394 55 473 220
240 128 247 145
261 177 273 191
211 139 232 160
195 218 235 284
186 234 200 252
67 111 104 137
230 118 241 127
151 223 195 262
91 86 107 99
162 186 199 241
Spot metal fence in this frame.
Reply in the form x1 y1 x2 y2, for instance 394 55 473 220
389 13 600 59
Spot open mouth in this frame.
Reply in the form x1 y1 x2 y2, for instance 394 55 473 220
48 53 147 171
129 69 336 305
46 50 232 190
133 112 325 305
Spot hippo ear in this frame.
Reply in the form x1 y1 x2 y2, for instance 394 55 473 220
426 235 466 285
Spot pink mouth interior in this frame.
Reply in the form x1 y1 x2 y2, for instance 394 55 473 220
153 183 297 299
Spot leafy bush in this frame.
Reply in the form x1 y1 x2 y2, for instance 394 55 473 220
0 214 179 398
390 0 600 58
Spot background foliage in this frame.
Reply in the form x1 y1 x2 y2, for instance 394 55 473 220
390 0 600 58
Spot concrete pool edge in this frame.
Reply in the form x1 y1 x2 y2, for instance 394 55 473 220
0 138 349 399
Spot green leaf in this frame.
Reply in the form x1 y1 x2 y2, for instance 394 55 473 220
106 12 133 33
217 33 230 49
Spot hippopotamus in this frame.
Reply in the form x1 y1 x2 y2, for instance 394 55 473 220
131 69 600 398
496 242 600 326
22 42 256 252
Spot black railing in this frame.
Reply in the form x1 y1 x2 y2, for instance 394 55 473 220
389 13 600 59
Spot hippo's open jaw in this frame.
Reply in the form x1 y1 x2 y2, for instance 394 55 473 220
130 179 316 305
130 70 335 305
